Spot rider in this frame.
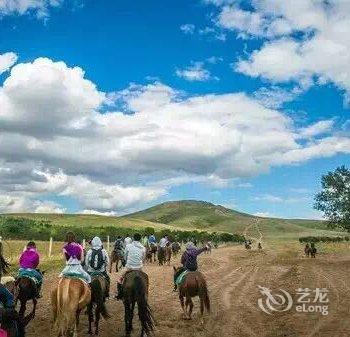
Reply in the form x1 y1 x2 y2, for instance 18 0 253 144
159 235 168 249
85 237 110 298
61 232 91 284
18 242 43 298
124 235 132 247
148 234 157 245
115 233 146 300
173 241 207 291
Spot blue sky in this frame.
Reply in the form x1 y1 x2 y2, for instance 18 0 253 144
0 0 349 218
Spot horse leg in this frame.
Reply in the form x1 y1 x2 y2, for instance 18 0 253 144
19 300 26 318
116 258 119 272
32 298 37 318
124 300 132 337
188 298 194 320
130 301 135 332
87 303 93 334
95 305 100 335
179 295 187 319
200 296 205 324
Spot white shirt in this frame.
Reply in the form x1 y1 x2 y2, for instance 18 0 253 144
159 237 168 248
125 241 146 269
124 237 132 246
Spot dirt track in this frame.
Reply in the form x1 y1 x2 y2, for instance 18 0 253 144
25 244 350 337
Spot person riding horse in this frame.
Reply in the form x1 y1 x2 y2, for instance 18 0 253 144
116 233 146 300
158 235 169 265
18 242 43 298
173 242 207 291
60 232 91 284
85 237 110 299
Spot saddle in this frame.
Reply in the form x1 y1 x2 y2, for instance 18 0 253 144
17 269 40 285
175 270 188 286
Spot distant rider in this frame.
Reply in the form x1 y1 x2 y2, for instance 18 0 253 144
85 237 110 298
116 233 146 300
173 242 207 291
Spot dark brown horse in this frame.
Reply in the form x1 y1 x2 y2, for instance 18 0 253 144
165 244 172 266
87 276 110 335
173 267 210 322
171 242 181 257
157 246 166 266
110 250 124 273
122 271 154 337
146 243 157 263
14 277 39 321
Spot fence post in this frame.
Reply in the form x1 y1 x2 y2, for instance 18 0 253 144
48 237 53 258
107 236 110 252
82 239 86 250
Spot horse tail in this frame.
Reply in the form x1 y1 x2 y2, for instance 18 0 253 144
55 279 77 336
134 275 154 335
199 277 210 313
91 278 110 320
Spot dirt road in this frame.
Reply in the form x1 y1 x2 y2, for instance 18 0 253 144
24 244 350 337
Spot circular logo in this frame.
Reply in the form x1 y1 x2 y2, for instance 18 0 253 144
258 285 293 315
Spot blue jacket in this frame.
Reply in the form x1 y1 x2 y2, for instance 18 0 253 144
181 247 206 271
0 284 14 308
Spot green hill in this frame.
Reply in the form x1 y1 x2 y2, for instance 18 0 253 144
124 200 342 239
3 200 344 241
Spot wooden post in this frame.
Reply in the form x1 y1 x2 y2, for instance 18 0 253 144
107 236 110 252
48 237 53 258
82 239 86 250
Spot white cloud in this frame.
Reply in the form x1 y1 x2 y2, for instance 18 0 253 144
1 57 349 213
81 209 118 217
0 52 18 74
254 211 276 218
180 24 195 34
0 0 64 18
209 1 350 99
176 62 216 81
299 120 334 138
34 200 65 214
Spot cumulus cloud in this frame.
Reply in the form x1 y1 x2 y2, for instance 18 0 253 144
209 1 350 98
0 0 64 18
1 57 349 213
0 52 18 74
176 62 216 81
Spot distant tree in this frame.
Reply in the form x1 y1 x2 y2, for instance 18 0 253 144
314 166 350 232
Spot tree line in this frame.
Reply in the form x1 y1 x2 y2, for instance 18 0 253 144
299 236 350 243
0 216 245 244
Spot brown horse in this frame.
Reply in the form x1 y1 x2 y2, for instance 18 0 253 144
146 243 157 263
173 267 210 322
14 277 39 321
87 276 110 335
109 250 124 273
122 271 154 337
171 242 181 257
157 246 166 266
165 244 172 266
51 277 91 337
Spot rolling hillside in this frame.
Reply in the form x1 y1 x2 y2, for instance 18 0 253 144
3 200 344 240
124 200 342 239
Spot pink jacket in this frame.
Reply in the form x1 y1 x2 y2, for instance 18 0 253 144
19 248 40 269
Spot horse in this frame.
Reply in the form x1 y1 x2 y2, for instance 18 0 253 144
244 241 251 250
304 243 310 257
122 271 154 337
87 276 110 335
51 277 91 337
146 243 157 263
165 244 172 266
110 250 124 273
157 246 166 266
205 243 212 254
14 276 40 321
171 242 181 257
310 243 317 258
173 267 210 322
